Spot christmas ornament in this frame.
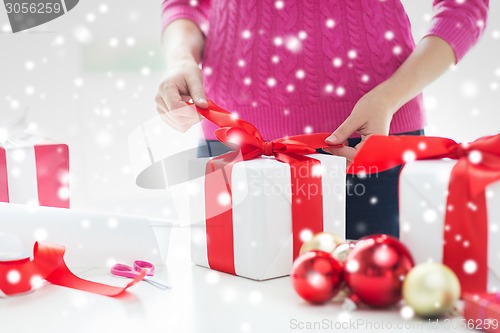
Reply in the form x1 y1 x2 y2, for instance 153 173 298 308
332 241 357 263
291 250 343 304
402 263 461 318
343 234 414 308
299 232 343 256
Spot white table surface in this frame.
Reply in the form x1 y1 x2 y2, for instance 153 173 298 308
0 228 477 333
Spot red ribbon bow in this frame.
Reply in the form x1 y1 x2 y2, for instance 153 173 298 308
349 134 500 293
191 101 341 275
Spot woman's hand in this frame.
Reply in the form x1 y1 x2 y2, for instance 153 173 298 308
323 86 397 162
324 36 456 162
156 19 208 132
155 56 208 132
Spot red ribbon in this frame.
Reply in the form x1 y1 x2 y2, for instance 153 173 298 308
348 134 500 293
192 101 340 275
0 242 144 297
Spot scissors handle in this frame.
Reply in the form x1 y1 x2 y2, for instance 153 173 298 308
134 260 155 276
143 276 171 290
110 263 138 279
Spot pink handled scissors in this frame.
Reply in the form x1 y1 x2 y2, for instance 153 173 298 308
110 260 171 290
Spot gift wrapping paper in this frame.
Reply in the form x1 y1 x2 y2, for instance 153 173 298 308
0 143 69 208
399 160 500 292
189 153 346 280
463 292 500 333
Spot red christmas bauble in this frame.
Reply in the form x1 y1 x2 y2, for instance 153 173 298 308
291 250 343 304
343 234 414 308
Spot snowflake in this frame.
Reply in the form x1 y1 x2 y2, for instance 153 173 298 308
468 150 482 164
205 271 220 285
243 77 252 85
345 259 359 273
99 4 109 13
304 125 313 134
116 80 126 89
296 69 305 79
238 59 246 67
203 66 213 76
81 219 91 229
271 55 279 64
299 229 313 242
107 218 118 229
361 74 370 83
273 36 283 46
58 187 70 200
25 86 35 95
347 50 357 59
370 196 378 205
275 0 284 9
402 150 416 162
267 77 277 87
109 38 119 48
461 81 478 98
325 84 334 93
125 37 136 47
298 31 307 40
463 260 477 274
7 270 21 284
325 19 335 29
30 275 44 289
240 322 251 333
10 99 20 109
286 84 294 92
248 290 263 304
418 142 427 150
336 86 345 96
217 192 231 206
393 45 402 55
141 67 151 76
25 61 35 71
190 0 198 6
74 78 84 87
333 57 342 67
242 30 252 39
86 13 96 22
73 26 93 44
493 30 500 39
385 31 394 40
34 228 48 241
285 36 302 53
490 82 498 91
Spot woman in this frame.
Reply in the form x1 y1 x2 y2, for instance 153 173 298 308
156 0 489 239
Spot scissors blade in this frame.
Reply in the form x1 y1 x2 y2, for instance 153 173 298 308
143 276 171 290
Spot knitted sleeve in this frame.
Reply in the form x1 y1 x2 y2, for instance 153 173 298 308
161 0 210 36
426 0 489 62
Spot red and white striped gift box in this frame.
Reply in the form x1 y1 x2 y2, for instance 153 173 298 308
0 144 69 208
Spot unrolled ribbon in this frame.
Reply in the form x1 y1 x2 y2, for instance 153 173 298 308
0 242 144 297
348 134 500 293
190 101 342 274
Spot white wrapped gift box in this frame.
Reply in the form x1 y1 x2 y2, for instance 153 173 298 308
189 154 346 280
399 160 500 292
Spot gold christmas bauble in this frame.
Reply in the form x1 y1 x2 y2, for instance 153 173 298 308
299 232 343 256
331 241 357 263
402 263 461 318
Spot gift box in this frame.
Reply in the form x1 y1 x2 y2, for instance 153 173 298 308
189 153 346 280
0 203 171 270
399 160 500 293
0 141 69 208
463 293 500 333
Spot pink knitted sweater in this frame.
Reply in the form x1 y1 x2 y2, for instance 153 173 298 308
162 0 488 140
